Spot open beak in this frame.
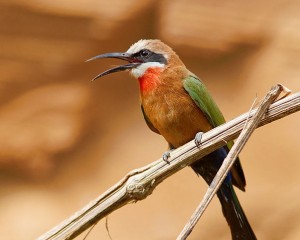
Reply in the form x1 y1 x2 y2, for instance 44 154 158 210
86 52 141 81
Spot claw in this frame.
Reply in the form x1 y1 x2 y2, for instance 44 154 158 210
162 150 173 164
194 132 204 148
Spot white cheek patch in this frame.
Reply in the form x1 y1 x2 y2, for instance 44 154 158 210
131 62 165 78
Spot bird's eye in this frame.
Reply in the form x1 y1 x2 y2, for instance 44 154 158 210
140 49 150 57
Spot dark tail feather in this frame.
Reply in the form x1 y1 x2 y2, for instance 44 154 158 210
218 182 256 240
191 147 256 240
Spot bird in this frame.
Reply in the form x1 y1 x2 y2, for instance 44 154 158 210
87 39 256 240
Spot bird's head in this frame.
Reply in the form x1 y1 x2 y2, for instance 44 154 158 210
87 39 185 83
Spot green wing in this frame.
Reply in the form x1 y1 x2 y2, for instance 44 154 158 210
183 75 246 190
183 75 225 128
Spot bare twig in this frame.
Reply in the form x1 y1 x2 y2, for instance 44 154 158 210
105 217 113 240
176 84 285 240
82 223 96 240
38 86 299 240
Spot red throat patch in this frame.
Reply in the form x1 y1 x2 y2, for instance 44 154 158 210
138 67 162 93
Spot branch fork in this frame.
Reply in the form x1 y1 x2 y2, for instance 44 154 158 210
38 84 299 240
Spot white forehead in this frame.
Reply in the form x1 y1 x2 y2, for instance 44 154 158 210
127 39 152 54
126 39 170 62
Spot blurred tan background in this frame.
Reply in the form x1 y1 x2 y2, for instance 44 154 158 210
1 0 300 239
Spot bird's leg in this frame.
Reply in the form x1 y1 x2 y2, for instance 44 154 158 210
194 132 204 148
162 149 173 163
162 144 175 163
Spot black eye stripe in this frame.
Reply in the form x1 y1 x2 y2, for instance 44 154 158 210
140 49 150 57
133 49 151 58
133 49 167 64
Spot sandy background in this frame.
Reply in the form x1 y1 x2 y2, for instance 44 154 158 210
1 0 300 239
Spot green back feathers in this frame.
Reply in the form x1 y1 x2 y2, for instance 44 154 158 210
183 75 225 128
183 75 246 190
183 75 236 151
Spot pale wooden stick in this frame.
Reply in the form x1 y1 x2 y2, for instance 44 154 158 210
177 84 286 240
38 86 299 240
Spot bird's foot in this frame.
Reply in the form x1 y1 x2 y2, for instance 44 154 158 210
162 150 173 164
194 132 204 148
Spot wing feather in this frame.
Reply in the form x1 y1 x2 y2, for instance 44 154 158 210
183 75 246 190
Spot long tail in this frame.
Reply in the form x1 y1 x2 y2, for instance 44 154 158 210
191 147 256 240
218 180 256 240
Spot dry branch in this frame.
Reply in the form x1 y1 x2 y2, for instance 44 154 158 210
38 86 300 240
177 84 287 239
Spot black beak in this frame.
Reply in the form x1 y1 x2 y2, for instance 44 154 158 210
86 52 141 81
